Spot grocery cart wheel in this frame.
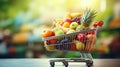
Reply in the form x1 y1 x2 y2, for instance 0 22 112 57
63 61 68 67
50 61 55 67
86 61 93 67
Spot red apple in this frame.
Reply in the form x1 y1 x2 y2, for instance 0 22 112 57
50 38 57 44
77 33 86 42
70 43 76 50
64 18 71 23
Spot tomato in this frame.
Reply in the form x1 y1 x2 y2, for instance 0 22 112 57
93 23 98 28
98 20 103 27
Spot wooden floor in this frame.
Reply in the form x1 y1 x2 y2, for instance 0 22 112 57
0 58 120 67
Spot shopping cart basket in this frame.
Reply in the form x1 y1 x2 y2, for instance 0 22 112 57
44 28 97 67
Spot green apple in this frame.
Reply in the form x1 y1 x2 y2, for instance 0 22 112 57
70 22 78 29
55 30 64 36
66 29 75 34
54 27 65 36
74 40 84 51
54 27 60 32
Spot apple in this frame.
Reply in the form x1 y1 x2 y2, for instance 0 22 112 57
50 38 57 44
44 40 56 50
70 22 78 29
64 18 71 23
77 33 86 42
54 27 60 32
74 40 84 51
53 27 64 36
45 45 56 51
70 43 76 50
66 29 75 34
55 30 64 36
55 31 64 36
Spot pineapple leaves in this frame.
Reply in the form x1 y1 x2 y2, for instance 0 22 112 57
81 9 97 27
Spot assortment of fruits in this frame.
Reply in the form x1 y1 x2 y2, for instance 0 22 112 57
42 9 104 52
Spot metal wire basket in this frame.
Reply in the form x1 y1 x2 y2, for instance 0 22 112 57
44 28 97 67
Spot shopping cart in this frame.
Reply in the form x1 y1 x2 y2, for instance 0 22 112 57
44 28 97 67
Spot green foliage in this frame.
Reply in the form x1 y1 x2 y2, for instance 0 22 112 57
0 0 30 19
93 9 113 22
81 9 97 27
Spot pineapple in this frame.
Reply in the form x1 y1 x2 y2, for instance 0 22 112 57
76 9 96 31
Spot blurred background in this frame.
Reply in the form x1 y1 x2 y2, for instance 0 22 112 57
0 0 120 58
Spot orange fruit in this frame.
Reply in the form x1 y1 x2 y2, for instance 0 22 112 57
62 22 70 28
41 29 54 38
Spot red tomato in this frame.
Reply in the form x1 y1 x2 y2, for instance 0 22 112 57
93 23 98 28
98 20 103 27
